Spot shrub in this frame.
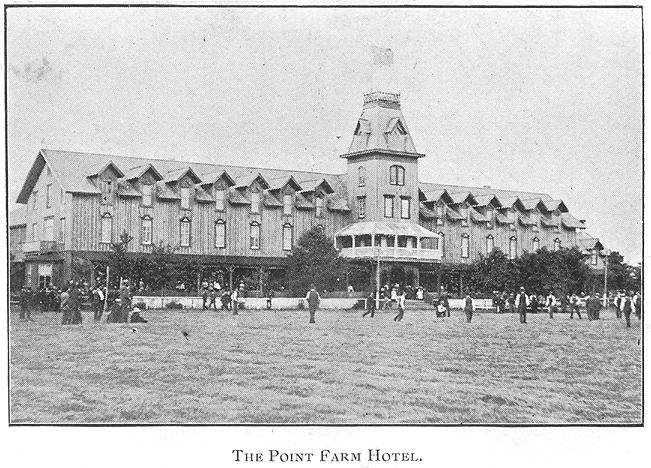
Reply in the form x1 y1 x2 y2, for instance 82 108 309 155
165 301 183 309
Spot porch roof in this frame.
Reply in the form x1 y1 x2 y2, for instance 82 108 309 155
335 221 438 238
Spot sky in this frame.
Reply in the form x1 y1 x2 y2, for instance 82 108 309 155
6 7 642 262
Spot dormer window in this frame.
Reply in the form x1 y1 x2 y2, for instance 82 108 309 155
142 184 153 207
389 165 405 186
509 236 517 260
180 187 190 209
283 194 292 215
215 189 225 211
591 250 598 265
100 179 113 205
358 166 366 187
554 238 561 251
315 196 324 218
251 191 261 214
533 237 540 251
486 235 495 253
461 233 470 258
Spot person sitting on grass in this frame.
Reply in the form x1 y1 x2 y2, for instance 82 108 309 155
436 301 447 318
129 307 148 323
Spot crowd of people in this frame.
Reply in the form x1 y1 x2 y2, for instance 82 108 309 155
17 278 641 329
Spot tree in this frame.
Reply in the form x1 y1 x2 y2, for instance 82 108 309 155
106 231 134 287
607 251 641 292
469 249 519 293
285 226 346 295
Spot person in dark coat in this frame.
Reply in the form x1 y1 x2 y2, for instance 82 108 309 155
439 287 450 317
207 287 218 310
60 288 71 325
530 293 540 315
560 294 569 315
221 290 231 310
305 285 321 324
515 287 529 323
363 291 376 318
19 287 33 321
202 286 209 310
119 281 132 323
463 291 474 323
586 293 602 321
621 293 633 327
70 285 83 324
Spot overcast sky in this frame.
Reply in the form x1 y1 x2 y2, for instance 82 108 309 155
6 7 642 262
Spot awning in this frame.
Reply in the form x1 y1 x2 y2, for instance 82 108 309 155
495 213 513 225
335 221 439 238
470 208 489 223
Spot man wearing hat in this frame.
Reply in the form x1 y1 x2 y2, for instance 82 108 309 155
515 287 530 324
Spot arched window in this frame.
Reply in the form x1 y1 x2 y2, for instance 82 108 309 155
461 233 470 258
553 238 561 252
250 221 261 249
358 166 366 187
180 217 191 247
100 213 113 244
282 223 293 251
532 237 540 251
141 216 153 245
509 236 517 260
486 234 494 253
214 219 226 248
389 165 405 186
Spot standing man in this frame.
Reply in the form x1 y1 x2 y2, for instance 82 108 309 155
440 287 451 317
393 289 406 322
546 291 557 319
266 288 274 310
119 280 132 323
305 285 321 324
221 289 231 310
570 292 582 319
60 287 71 325
587 292 602 322
614 292 623 319
530 293 540 315
363 290 376 318
231 287 239 315
515 287 529 323
559 293 569 316
92 285 105 321
19 286 33 321
202 285 209 310
633 292 641 320
621 292 633 327
464 291 474 323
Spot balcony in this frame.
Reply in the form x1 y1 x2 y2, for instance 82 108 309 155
339 246 441 262
22 241 64 254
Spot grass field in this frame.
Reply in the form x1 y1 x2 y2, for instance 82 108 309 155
9 306 642 424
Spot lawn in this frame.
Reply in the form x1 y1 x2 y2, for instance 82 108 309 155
9 306 642 424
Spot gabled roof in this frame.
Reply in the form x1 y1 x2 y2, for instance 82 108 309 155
561 213 586 229
423 189 454 205
263 190 283 208
86 160 125 178
233 172 270 190
163 166 202 184
156 182 180 200
122 163 163 182
578 231 604 250
474 194 502 208
498 196 526 211
518 214 537 226
200 170 236 187
545 199 569 213
116 181 141 198
495 213 513 225
521 198 548 211
194 187 214 203
327 195 351 212
266 175 303 192
449 192 477 205
294 193 314 210
385 117 407 134
541 216 560 228
228 187 250 205
419 203 438 220
470 207 490 223
445 206 465 221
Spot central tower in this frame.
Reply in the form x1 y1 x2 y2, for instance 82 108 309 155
341 91 424 223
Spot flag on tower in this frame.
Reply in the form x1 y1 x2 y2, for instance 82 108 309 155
371 46 393 67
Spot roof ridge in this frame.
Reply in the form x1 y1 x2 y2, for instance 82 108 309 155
419 179 552 199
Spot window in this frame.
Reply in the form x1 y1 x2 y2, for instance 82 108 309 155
250 222 261 249
31 223 38 241
101 213 112 243
509 236 517 260
400 197 411 219
251 191 261 214
283 194 292 215
142 184 153 207
100 180 113 204
141 216 153 245
43 217 54 242
461 233 470 258
315 196 324 218
554 238 561 251
533 237 540 251
591 250 598 265
358 166 366 187
358 196 366 218
389 165 405 186
384 195 394 218
58 218 66 243
32 191 38 210
215 189 225 211
180 187 190 209
486 235 494 253
215 219 226 248
180 218 191 247
432 237 439 250
46 184 52 208
282 223 293 251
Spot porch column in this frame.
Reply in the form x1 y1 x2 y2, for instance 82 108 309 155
351 235 356 256
228 265 236 290
394 235 398 258
413 267 420 287
258 266 265 294
459 272 464 296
